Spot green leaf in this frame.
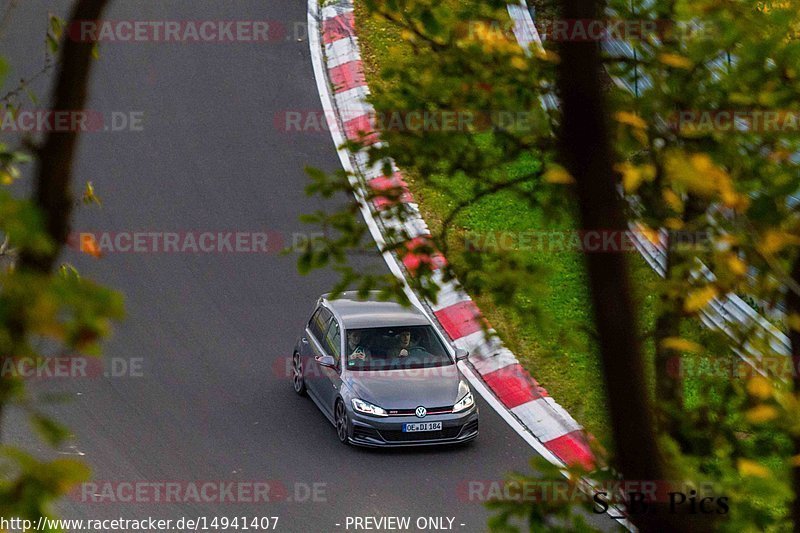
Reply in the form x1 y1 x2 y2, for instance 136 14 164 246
46 34 59 55
49 14 64 39
30 414 71 447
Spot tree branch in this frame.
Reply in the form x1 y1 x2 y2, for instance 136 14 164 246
18 0 111 274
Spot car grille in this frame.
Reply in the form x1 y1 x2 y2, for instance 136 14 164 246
386 406 453 417
379 426 463 442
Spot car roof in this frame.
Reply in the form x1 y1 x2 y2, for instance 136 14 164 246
321 291 431 329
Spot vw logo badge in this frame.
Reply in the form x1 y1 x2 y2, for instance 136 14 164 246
415 406 427 418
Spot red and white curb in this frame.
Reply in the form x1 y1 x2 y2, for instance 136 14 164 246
308 0 600 474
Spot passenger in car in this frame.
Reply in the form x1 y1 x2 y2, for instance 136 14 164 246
346 330 371 365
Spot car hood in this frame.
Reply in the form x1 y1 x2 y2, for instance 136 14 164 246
344 364 463 409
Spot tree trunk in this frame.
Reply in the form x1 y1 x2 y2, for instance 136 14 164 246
787 256 800 532
18 0 111 273
554 0 685 529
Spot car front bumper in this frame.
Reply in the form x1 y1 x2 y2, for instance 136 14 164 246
348 406 479 447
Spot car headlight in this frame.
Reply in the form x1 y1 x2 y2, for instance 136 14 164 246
351 398 388 417
452 391 475 413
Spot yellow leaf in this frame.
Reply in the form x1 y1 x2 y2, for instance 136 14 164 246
747 376 773 400
665 217 684 230
615 162 655 193
614 111 648 130
759 230 800 255
684 285 717 312
788 314 800 332
717 177 750 212
727 255 748 277
662 189 683 213
664 152 715 197
658 53 693 69
661 337 703 353
510 56 528 70
745 404 778 423
544 165 574 185
790 455 800 467
638 225 661 246
719 234 739 249
632 127 649 147
690 154 734 196
82 181 101 205
470 22 515 53
665 151 743 209
738 459 770 478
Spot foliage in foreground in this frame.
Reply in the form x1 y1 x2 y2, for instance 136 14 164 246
0 2 122 528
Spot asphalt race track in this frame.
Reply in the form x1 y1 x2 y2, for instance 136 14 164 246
2 1 616 531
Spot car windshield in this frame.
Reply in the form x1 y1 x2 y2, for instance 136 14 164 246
343 325 452 370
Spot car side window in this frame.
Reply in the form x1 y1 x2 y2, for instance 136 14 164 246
308 306 333 342
324 319 342 363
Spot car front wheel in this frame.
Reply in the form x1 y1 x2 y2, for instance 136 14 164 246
335 400 350 445
292 352 307 396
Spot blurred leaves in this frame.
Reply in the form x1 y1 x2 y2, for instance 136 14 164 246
0 448 90 527
0 11 122 524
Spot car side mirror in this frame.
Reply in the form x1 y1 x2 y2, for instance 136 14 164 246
316 355 337 368
455 348 469 361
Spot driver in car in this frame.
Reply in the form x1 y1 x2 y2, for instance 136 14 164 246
390 329 426 358
346 330 371 365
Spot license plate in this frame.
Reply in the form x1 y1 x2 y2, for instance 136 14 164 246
403 422 442 432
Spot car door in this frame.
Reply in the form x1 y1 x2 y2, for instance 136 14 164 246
316 317 343 411
303 305 333 401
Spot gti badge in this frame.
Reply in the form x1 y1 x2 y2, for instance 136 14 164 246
415 406 427 418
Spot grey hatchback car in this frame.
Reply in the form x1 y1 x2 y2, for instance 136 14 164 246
292 291 479 447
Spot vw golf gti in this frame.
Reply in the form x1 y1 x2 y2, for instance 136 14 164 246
292 291 479 447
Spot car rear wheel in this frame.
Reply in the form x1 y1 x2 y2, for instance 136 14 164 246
335 400 349 445
292 352 306 396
